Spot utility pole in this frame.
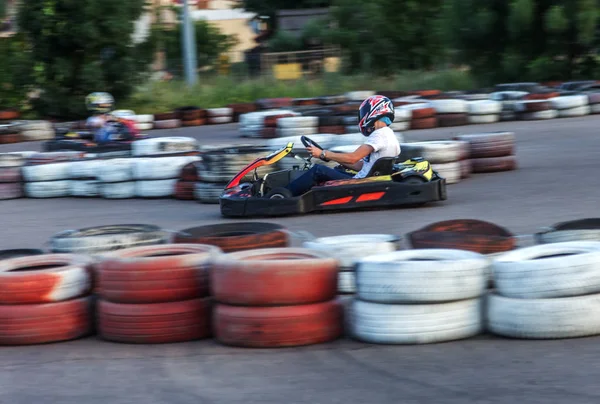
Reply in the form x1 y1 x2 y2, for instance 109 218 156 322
182 0 198 86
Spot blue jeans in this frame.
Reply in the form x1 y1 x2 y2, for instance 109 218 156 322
287 164 353 196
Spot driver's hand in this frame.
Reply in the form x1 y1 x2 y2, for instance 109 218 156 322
306 145 322 159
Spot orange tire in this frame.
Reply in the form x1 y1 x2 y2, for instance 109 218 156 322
213 300 343 347
411 107 436 119
97 244 221 304
0 254 93 304
98 298 211 344
212 248 338 306
0 110 20 121
182 118 206 127
410 117 438 129
0 297 92 345
174 180 195 200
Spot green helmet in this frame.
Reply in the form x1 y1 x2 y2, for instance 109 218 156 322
85 92 115 113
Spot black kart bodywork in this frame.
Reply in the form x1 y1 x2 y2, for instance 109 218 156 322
219 137 447 218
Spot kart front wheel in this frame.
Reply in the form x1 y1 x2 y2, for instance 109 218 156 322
266 187 293 199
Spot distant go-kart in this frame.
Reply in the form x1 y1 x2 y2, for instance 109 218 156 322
219 135 447 217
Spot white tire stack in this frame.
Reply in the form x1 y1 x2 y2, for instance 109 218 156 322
345 91 375 102
587 92 600 114
133 155 200 198
490 91 528 121
549 95 590 118
467 100 502 124
349 249 489 344
15 121 54 141
96 158 135 199
131 137 199 157
391 108 411 131
239 110 299 138
207 108 234 125
276 116 319 137
398 141 467 184
68 159 103 197
303 234 401 294
488 242 600 339
22 156 73 198
132 114 154 131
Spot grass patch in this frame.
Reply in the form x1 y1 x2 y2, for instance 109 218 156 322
122 69 478 114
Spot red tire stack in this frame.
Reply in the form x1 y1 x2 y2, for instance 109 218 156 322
176 106 207 127
96 244 221 344
211 248 344 348
261 113 296 139
0 254 94 345
174 161 200 200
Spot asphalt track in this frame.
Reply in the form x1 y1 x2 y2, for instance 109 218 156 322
3 116 600 404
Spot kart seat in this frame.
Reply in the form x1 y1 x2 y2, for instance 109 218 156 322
366 157 397 177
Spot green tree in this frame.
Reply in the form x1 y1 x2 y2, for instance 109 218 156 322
0 35 32 109
17 0 152 118
236 0 331 29
442 0 600 82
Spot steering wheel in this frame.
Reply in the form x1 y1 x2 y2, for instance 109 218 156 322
301 136 330 162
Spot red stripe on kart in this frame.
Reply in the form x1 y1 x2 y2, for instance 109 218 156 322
321 196 353 206
356 192 385 202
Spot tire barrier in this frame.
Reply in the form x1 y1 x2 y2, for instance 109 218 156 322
173 222 290 253
96 244 221 344
348 249 488 344
211 248 344 347
453 132 517 174
302 234 401 295
4 218 600 345
0 254 94 345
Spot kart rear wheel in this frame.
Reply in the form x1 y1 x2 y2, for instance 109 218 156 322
266 187 293 199
400 176 427 184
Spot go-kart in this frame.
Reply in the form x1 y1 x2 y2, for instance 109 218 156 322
219 135 447 217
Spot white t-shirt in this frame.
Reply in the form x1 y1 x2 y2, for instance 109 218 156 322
354 126 400 178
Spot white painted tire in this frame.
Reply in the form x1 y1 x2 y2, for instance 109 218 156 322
135 179 177 198
135 122 154 131
591 104 600 114
468 114 500 124
96 159 134 183
277 116 319 129
194 182 225 204
21 130 54 141
520 109 558 120
132 156 199 180
490 91 528 101
467 100 502 115
206 108 233 117
432 161 462 184
487 293 600 339
390 121 410 131
549 95 588 110
239 125 263 137
70 180 99 197
400 141 464 164
338 270 356 294
23 162 73 182
131 137 199 156
492 241 600 299
345 91 375 101
356 249 488 303
350 298 483 344
500 111 517 121
428 99 468 114
557 105 591 118
25 181 71 198
208 116 233 124
99 181 136 199
277 127 319 137
68 160 102 179
239 110 298 127
303 234 400 268
111 110 136 120
393 109 411 122
133 114 154 124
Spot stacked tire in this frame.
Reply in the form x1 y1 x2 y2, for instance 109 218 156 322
318 114 346 135
133 114 154 131
239 110 298 138
303 235 401 295
587 93 600 114
550 95 590 118
0 123 22 144
133 155 200 198
207 108 234 125
0 254 94 345
515 100 557 120
49 224 170 255
153 112 181 130
348 249 489 344
212 248 344 347
488 242 600 339
454 132 517 174
68 158 102 197
467 100 502 124
490 91 529 121
277 116 319 138
176 106 206 127
428 99 469 127
22 152 84 198
0 152 27 200
399 141 468 184
96 244 221 344
228 103 257 123
398 103 438 130
175 161 198 200
16 120 55 141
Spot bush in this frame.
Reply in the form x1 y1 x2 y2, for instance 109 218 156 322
0 35 32 109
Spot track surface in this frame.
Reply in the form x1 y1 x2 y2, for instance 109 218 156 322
3 117 600 404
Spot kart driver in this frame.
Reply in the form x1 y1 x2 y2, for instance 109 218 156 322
286 95 400 196
85 92 136 144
